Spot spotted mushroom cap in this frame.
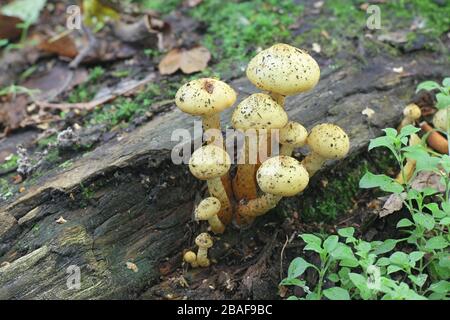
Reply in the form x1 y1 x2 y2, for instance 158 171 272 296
246 43 320 96
307 124 350 159
183 251 197 263
195 197 221 220
195 232 213 248
256 155 309 197
231 93 288 130
175 78 237 116
433 109 447 131
279 121 308 147
189 145 231 180
403 103 421 120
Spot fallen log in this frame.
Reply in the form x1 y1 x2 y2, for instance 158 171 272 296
0 53 447 299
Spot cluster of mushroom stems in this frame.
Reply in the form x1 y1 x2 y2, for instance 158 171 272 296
176 44 350 268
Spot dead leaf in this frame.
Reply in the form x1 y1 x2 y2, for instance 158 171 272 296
158 46 211 75
56 216 67 224
184 0 203 7
379 193 405 217
126 261 139 272
0 95 29 132
362 107 375 119
36 73 155 111
38 33 78 58
0 14 22 40
411 171 446 193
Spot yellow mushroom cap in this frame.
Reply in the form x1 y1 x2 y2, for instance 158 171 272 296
189 145 231 180
257 155 309 197
433 109 447 131
246 43 320 96
307 124 350 159
175 78 237 116
403 103 421 120
195 232 213 248
195 197 221 220
231 93 288 130
184 251 197 263
279 121 308 147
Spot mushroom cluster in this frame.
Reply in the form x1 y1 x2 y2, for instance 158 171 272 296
176 44 350 268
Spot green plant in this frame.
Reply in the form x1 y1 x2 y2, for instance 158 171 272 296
0 84 40 99
416 78 450 154
283 125 449 300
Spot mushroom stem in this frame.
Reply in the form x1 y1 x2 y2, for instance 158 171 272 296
280 144 295 156
195 233 213 267
395 133 421 184
232 136 258 201
197 247 210 267
301 152 327 176
207 177 232 224
420 121 449 154
202 113 221 132
237 193 282 218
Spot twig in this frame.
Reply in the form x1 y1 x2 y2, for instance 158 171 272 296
279 232 297 280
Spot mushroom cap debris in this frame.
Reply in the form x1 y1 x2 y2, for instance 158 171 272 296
279 121 308 147
195 232 213 249
175 78 237 116
257 155 309 197
307 124 350 159
403 103 421 120
195 197 221 220
246 43 320 96
189 145 231 180
231 93 288 130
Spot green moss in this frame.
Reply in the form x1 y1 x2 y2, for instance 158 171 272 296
299 149 397 223
44 149 60 163
0 155 18 171
68 66 105 103
37 134 57 149
0 178 14 200
190 0 303 76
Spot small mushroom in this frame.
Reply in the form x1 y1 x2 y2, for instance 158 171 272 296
302 124 350 176
279 121 308 156
432 109 448 132
195 233 213 267
195 197 225 234
175 78 236 144
238 156 309 219
398 103 421 130
183 251 198 268
189 145 232 224
246 43 320 106
231 93 288 202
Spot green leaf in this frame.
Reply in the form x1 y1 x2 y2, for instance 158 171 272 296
327 273 340 283
1 0 47 24
436 93 450 109
287 257 312 279
348 273 371 297
416 80 441 93
359 172 404 193
408 274 427 288
398 125 421 139
408 251 425 263
442 77 450 88
337 227 355 238
323 287 350 300
372 239 398 255
280 278 306 287
397 218 413 228
429 280 450 294
425 236 448 250
389 252 409 267
323 235 339 253
300 234 322 246
439 217 450 225
387 265 403 274
412 213 435 231
376 257 391 267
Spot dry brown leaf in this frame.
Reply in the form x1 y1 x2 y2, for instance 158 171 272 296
379 193 405 217
158 46 211 75
0 95 28 132
411 171 446 193
0 14 22 41
38 33 78 58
